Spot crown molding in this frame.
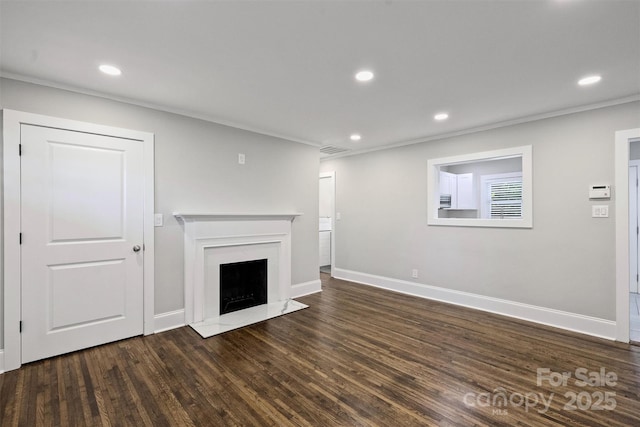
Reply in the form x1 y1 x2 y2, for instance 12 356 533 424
0 72 321 148
322 94 640 161
3 72 636 158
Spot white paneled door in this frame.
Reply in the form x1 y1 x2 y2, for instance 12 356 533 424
20 124 145 363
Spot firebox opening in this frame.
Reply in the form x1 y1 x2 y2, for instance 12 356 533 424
219 259 268 315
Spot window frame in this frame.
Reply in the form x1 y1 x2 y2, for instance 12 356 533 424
427 145 533 228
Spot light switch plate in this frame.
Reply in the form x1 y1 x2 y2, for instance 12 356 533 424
592 205 609 218
154 213 163 226
238 153 246 165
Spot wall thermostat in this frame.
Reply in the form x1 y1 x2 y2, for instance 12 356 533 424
589 184 611 199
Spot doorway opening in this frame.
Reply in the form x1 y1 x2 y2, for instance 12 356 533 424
319 172 335 276
615 127 640 344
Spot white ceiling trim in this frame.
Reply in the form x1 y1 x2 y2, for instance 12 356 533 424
0 72 322 148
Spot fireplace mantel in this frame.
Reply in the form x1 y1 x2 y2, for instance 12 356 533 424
174 212 303 222
174 211 306 336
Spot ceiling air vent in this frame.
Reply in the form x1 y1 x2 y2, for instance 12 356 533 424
320 145 350 157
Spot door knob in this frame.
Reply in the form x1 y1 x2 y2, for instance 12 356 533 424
133 245 141 252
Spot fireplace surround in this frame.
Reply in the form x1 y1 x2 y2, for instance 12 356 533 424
174 213 307 337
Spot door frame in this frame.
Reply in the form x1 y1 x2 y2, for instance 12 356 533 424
615 127 640 343
629 160 640 294
2 109 155 372
319 171 336 276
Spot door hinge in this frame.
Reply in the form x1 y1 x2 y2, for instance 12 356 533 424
19 144 22 156
19 233 22 244
19 321 22 333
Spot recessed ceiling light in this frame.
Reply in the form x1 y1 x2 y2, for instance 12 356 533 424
355 70 374 82
578 75 601 86
350 134 362 141
434 113 449 121
99 64 122 76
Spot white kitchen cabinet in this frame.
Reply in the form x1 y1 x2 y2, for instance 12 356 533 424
439 171 475 209
439 171 457 207
439 171 455 195
456 173 475 209
319 231 331 266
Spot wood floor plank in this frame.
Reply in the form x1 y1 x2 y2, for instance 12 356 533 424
1 273 639 426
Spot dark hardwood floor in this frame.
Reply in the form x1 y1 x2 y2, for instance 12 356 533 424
2 273 639 426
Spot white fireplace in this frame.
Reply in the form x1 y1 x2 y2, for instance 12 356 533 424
174 212 307 337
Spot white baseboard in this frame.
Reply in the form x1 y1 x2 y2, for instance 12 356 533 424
333 268 616 340
154 309 186 333
291 279 322 298
0 349 4 374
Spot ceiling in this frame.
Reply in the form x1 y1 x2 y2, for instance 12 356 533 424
1 1 639 157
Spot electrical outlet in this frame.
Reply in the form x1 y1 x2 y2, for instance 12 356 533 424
411 269 418 279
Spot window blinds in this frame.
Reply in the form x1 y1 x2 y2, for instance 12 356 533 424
489 180 522 218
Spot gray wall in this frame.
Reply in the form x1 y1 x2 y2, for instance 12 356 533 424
321 101 640 320
0 77 320 349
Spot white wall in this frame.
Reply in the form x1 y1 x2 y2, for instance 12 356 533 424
0 77 320 349
321 101 640 322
